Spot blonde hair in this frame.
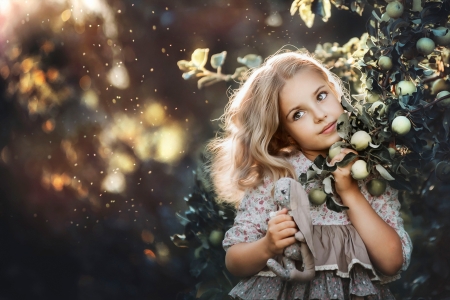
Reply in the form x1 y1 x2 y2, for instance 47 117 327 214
207 50 349 206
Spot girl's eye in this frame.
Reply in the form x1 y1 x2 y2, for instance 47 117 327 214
317 91 328 101
293 111 305 121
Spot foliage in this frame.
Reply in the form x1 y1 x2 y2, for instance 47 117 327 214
177 49 262 89
171 164 237 300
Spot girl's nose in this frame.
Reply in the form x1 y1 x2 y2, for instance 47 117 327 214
312 106 327 122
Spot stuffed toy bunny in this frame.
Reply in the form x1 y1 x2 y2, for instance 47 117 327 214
266 177 316 282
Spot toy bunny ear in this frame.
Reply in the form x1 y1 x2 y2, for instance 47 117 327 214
289 178 316 258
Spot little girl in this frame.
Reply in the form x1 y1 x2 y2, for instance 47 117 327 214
207 51 412 299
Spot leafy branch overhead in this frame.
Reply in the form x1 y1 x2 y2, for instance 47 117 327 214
177 48 262 89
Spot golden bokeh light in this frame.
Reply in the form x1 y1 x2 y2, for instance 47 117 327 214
155 123 186 163
109 152 137 174
144 249 156 260
0 65 10 79
107 65 129 89
61 140 78 163
143 102 166 126
82 90 99 110
46 68 59 82
79 75 92 91
101 172 126 194
61 9 71 22
42 119 55 133
141 230 155 244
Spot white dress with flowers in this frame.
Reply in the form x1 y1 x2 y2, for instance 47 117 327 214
223 151 412 300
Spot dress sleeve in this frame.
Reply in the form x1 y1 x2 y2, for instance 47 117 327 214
222 181 274 252
359 179 413 273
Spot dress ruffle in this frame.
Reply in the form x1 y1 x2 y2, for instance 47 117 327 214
229 266 395 300
229 225 396 299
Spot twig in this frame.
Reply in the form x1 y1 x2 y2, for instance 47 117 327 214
406 94 450 116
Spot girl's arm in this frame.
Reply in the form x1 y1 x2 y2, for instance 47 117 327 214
226 209 298 277
330 149 403 276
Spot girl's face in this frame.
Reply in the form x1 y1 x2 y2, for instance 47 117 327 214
278 69 344 161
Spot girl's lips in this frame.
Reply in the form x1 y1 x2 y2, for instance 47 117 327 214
320 121 336 134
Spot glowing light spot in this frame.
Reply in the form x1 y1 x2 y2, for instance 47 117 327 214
143 102 165 126
107 65 129 89
102 172 126 193
81 90 99 110
155 123 186 163
21 58 34 73
42 119 55 133
155 242 170 264
265 12 283 27
144 249 156 260
109 152 136 174
0 62 9 79
46 68 59 82
142 230 155 244
32 70 46 86
61 9 71 22
79 75 91 91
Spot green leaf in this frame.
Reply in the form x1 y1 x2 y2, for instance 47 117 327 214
326 195 349 213
176 212 190 226
375 164 395 180
336 152 358 167
182 70 197 80
231 66 248 80
170 234 190 248
210 51 227 69
191 48 210 68
177 60 195 72
337 113 350 139
323 176 333 194
237 54 262 68
432 28 448 37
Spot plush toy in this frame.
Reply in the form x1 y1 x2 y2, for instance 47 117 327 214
266 177 316 282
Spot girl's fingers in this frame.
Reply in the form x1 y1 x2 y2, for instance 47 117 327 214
329 148 358 166
275 208 288 215
278 236 297 248
271 214 294 224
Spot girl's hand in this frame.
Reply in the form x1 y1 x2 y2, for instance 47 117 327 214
328 148 360 196
264 208 298 257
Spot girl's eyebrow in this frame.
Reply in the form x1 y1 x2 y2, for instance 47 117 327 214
285 85 326 119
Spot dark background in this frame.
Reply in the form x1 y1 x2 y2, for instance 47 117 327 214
0 0 445 299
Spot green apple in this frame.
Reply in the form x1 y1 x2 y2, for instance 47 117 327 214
351 160 370 180
351 131 372 151
208 230 224 247
431 78 450 95
395 80 416 96
381 13 390 22
369 101 387 116
433 26 450 46
308 188 327 205
392 116 411 135
436 90 450 108
328 145 342 160
386 1 404 19
367 179 387 196
378 56 393 71
416 37 435 56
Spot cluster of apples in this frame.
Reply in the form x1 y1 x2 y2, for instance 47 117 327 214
307 130 389 206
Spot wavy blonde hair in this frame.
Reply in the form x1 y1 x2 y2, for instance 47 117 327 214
207 50 349 206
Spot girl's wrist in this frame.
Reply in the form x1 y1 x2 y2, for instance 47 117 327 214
336 184 362 203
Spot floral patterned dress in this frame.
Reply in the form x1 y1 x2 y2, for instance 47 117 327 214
223 152 412 300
